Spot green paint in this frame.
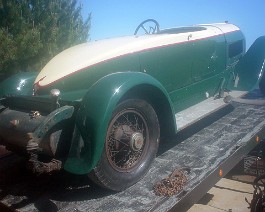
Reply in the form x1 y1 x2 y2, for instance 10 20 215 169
64 72 175 174
139 34 227 112
0 72 38 97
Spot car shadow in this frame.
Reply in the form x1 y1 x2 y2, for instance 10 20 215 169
0 157 116 211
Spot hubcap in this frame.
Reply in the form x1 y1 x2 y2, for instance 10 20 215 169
130 132 144 151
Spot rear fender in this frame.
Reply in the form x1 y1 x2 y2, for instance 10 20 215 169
64 72 175 174
229 36 265 91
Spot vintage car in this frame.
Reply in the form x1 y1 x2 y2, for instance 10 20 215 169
0 19 265 191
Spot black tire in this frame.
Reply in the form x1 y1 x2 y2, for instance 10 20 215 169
89 99 160 191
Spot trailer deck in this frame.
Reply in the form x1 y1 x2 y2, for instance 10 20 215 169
1 89 265 212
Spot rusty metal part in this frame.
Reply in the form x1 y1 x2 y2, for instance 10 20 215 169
0 104 74 174
0 105 74 153
28 153 62 174
153 169 187 196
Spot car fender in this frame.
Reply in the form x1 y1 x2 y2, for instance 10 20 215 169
230 36 265 91
0 72 37 98
64 71 176 174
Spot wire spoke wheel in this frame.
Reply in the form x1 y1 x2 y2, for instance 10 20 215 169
89 99 160 191
106 109 149 172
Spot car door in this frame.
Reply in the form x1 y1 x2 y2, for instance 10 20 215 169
139 39 194 93
187 27 227 103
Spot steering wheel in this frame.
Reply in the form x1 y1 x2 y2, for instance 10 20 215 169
134 19 160 35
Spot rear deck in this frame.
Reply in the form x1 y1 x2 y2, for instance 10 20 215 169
1 89 265 211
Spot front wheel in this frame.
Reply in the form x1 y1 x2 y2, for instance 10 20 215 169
89 99 160 191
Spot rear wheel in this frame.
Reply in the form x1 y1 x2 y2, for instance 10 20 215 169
89 99 160 191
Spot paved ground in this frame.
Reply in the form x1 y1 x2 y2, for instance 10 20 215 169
188 159 258 212
188 177 254 212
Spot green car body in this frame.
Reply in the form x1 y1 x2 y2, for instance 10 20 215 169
0 21 265 190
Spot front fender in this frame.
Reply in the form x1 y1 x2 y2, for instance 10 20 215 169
64 72 175 174
0 72 37 98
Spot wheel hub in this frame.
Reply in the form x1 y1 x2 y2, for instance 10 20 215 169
105 108 150 172
130 132 144 151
